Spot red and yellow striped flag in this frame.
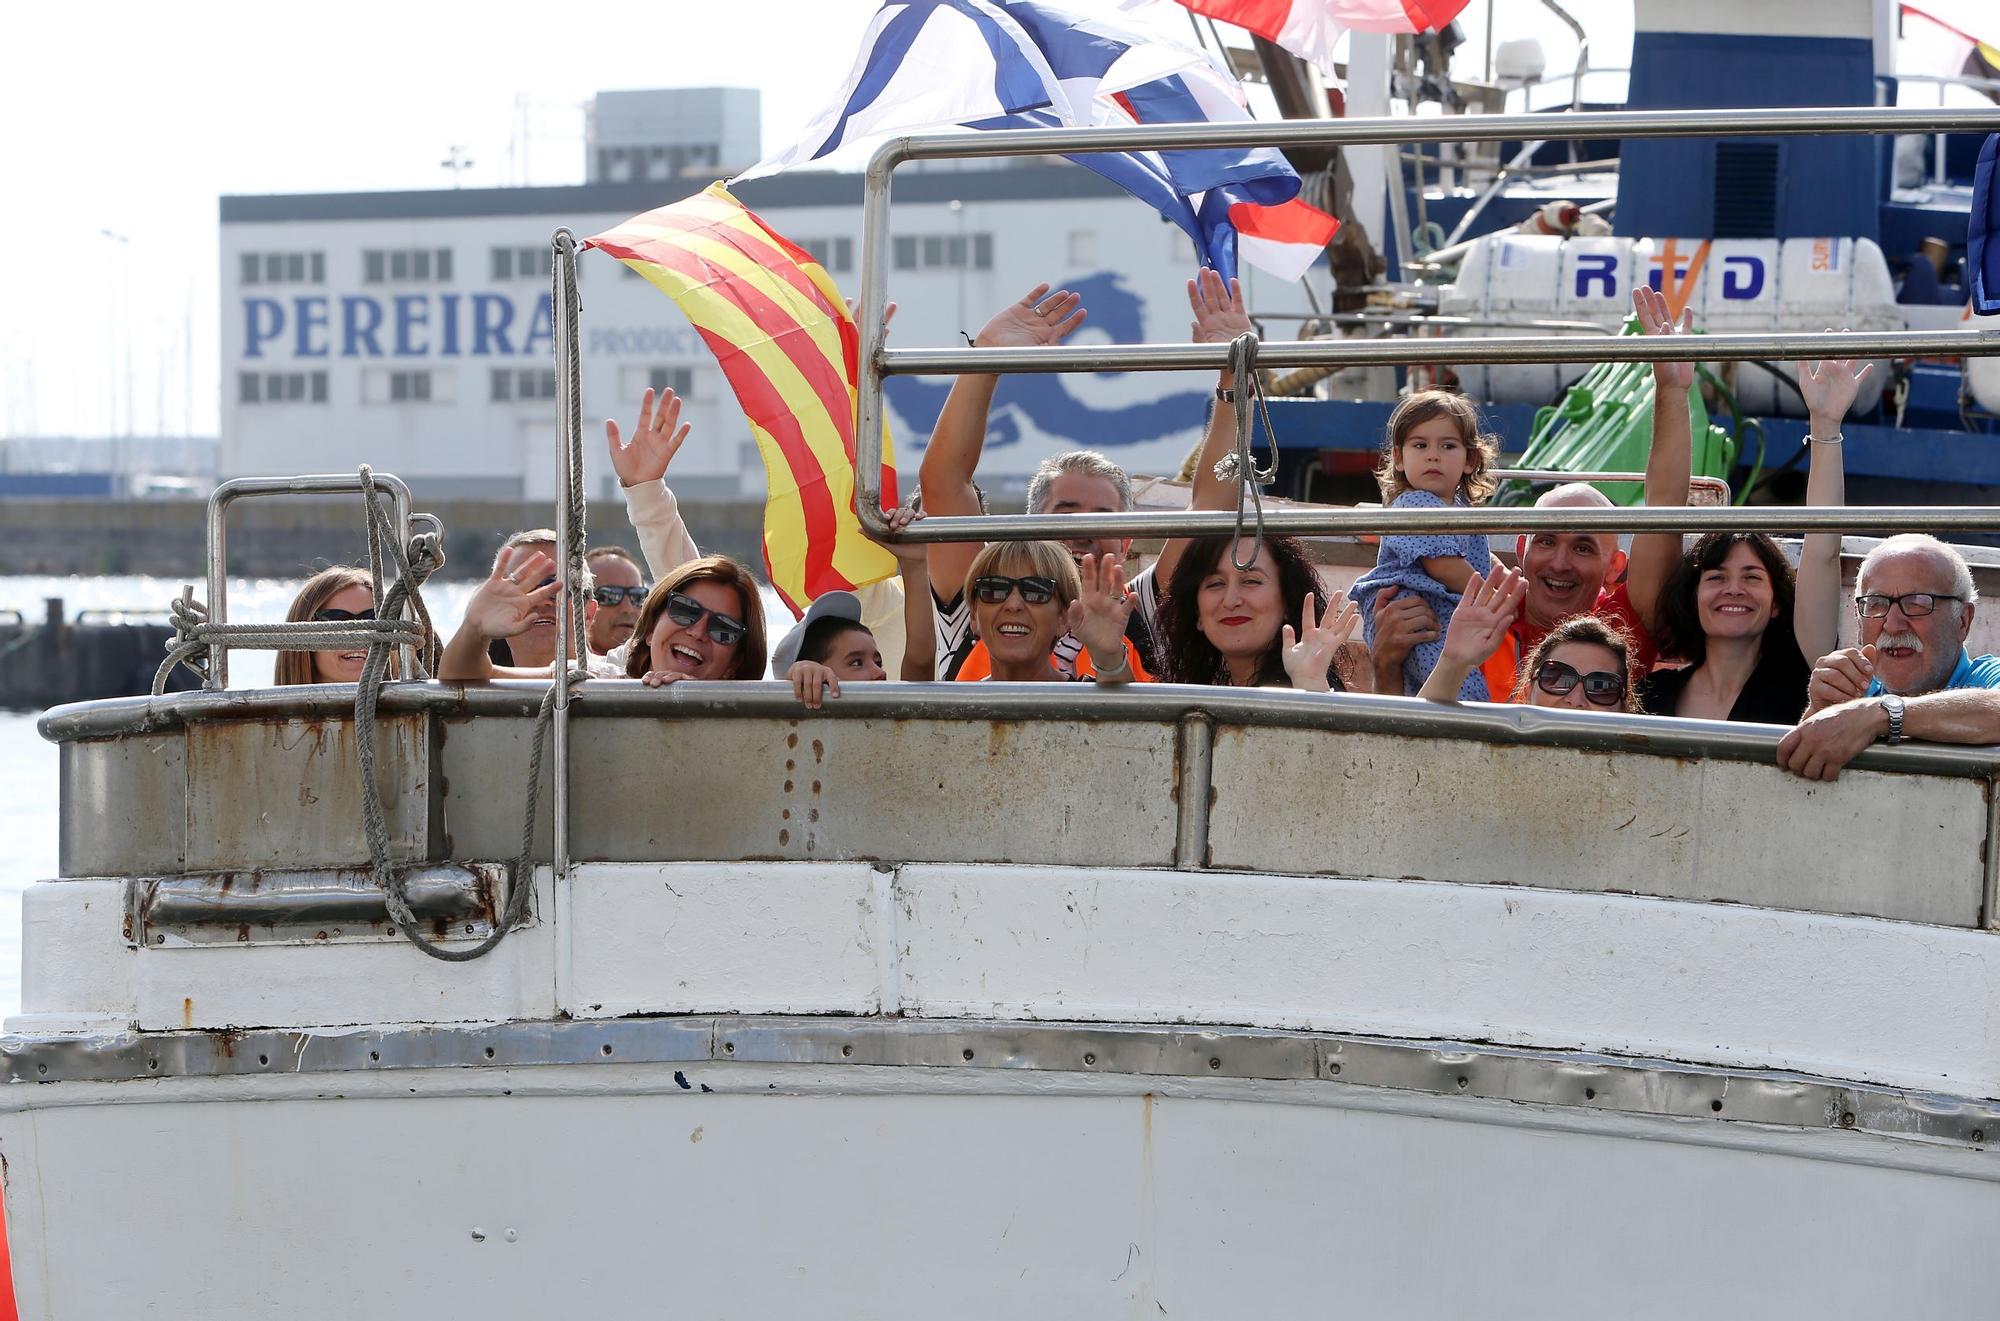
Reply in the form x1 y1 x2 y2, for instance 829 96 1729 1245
585 183 897 615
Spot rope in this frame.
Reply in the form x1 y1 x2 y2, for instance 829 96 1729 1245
1211 331 1280 571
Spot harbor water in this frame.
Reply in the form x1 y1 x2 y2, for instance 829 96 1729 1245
1 573 798 1020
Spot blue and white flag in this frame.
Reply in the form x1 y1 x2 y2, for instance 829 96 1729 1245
737 0 1333 281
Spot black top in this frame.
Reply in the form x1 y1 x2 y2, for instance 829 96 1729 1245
1640 633 1810 725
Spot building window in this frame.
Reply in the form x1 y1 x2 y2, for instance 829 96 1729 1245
238 370 328 404
491 367 558 401
799 238 854 273
892 233 994 271
389 370 433 402
240 251 325 286
363 248 453 284
648 367 695 399
492 246 552 281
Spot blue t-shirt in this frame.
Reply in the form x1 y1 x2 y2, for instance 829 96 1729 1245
1866 649 2000 695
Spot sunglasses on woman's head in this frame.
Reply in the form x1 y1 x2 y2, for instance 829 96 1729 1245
314 607 376 622
662 591 747 646
972 574 1058 606
1533 660 1625 706
590 585 648 607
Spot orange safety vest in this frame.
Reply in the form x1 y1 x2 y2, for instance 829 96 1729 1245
950 634 1153 683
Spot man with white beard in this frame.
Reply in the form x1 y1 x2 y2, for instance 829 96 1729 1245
1778 534 2000 779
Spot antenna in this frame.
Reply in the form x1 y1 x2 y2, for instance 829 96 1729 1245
440 145 475 188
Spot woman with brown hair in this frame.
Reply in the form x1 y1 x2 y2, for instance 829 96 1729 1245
274 566 376 686
625 555 770 685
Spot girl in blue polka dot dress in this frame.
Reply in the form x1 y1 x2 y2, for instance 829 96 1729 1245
1353 391 1502 698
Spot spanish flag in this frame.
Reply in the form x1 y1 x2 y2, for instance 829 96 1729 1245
585 183 898 615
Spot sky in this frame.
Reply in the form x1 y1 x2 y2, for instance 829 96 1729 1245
0 0 1634 441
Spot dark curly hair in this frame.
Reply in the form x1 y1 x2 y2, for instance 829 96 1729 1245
1373 389 1500 504
1655 532 1796 670
1157 534 1342 689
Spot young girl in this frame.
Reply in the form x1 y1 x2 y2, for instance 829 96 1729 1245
1352 390 1501 699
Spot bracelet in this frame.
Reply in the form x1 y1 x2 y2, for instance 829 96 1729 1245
1216 386 1236 403
1806 431 1843 446
1091 649 1132 681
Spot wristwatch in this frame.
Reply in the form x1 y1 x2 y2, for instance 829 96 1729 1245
1215 386 1236 403
1880 693 1906 744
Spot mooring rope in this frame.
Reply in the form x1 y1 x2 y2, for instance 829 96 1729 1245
1212 331 1280 570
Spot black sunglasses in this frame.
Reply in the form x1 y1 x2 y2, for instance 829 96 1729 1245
314 606 376 622
973 574 1059 606
662 591 747 647
1533 660 1626 706
591 585 649 607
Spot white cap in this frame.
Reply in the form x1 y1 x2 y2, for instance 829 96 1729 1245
769 590 865 674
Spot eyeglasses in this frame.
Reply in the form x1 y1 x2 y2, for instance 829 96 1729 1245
1855 592 1961 619
1533 660 1626 706
314 607 376 622
590 585 648 607
972 574 1059 606
661 591 747 646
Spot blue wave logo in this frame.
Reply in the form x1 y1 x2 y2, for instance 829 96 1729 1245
885 271 1210 450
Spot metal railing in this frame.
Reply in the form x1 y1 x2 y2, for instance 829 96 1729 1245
206 473 415 688
852 105 2000 547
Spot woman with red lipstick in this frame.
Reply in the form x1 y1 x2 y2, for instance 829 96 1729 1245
1638 346 1871 723
1155 534 1360 691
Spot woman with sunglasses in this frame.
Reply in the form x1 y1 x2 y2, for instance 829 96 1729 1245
276 566 380 686
1154 534 1362 691
1419 567 1641 713
946 540 1135 684
626 556 769 685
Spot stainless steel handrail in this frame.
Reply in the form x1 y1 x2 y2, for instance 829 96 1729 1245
854 107 2000 541
206 473 414 688
877 329 1997 376
860 505 2000 545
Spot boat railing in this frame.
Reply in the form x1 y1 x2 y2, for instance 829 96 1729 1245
1888 71 2000 188
204 472 416 688
851 104 2000 547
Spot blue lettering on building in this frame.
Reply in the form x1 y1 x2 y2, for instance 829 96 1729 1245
393 294 430 356
471 294 514 357
237 293 579 360
341 296 384 358
244 298 284 359
294 297 329 358
1721 255 1765 300
1574 254 1618 298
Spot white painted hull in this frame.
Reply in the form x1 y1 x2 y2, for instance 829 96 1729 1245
0 1056 1991 1318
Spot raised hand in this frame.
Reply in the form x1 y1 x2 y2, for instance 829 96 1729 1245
1632 285 1695 390
880 497 928 569
976 283 1086 349
605 386 690 489
1441 566 1527 665
844 298 899 337
1798 332 1873 431
1066 552 1134 670
1188 267 1251 344
1281 590 1361 693
465 545 560 641
1805 644 1875 716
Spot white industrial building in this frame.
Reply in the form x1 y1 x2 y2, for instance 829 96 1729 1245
219 88 1320 503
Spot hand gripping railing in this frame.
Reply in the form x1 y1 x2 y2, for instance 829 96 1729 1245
850 104 2000 548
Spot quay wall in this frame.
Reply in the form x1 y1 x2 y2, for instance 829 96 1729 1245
0 498 767 580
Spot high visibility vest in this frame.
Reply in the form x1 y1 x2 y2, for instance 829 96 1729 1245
949 634 1153 683
1480 632 1522 703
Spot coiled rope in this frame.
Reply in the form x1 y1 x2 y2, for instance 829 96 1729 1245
1212 331 1281 570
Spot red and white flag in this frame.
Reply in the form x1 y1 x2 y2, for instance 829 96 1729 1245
1229 196 1342 281
1172 0 1470 74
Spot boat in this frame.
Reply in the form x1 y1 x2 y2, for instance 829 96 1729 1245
8 13 2000 1319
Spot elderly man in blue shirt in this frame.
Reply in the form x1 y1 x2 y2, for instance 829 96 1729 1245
1779 534 2000 779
